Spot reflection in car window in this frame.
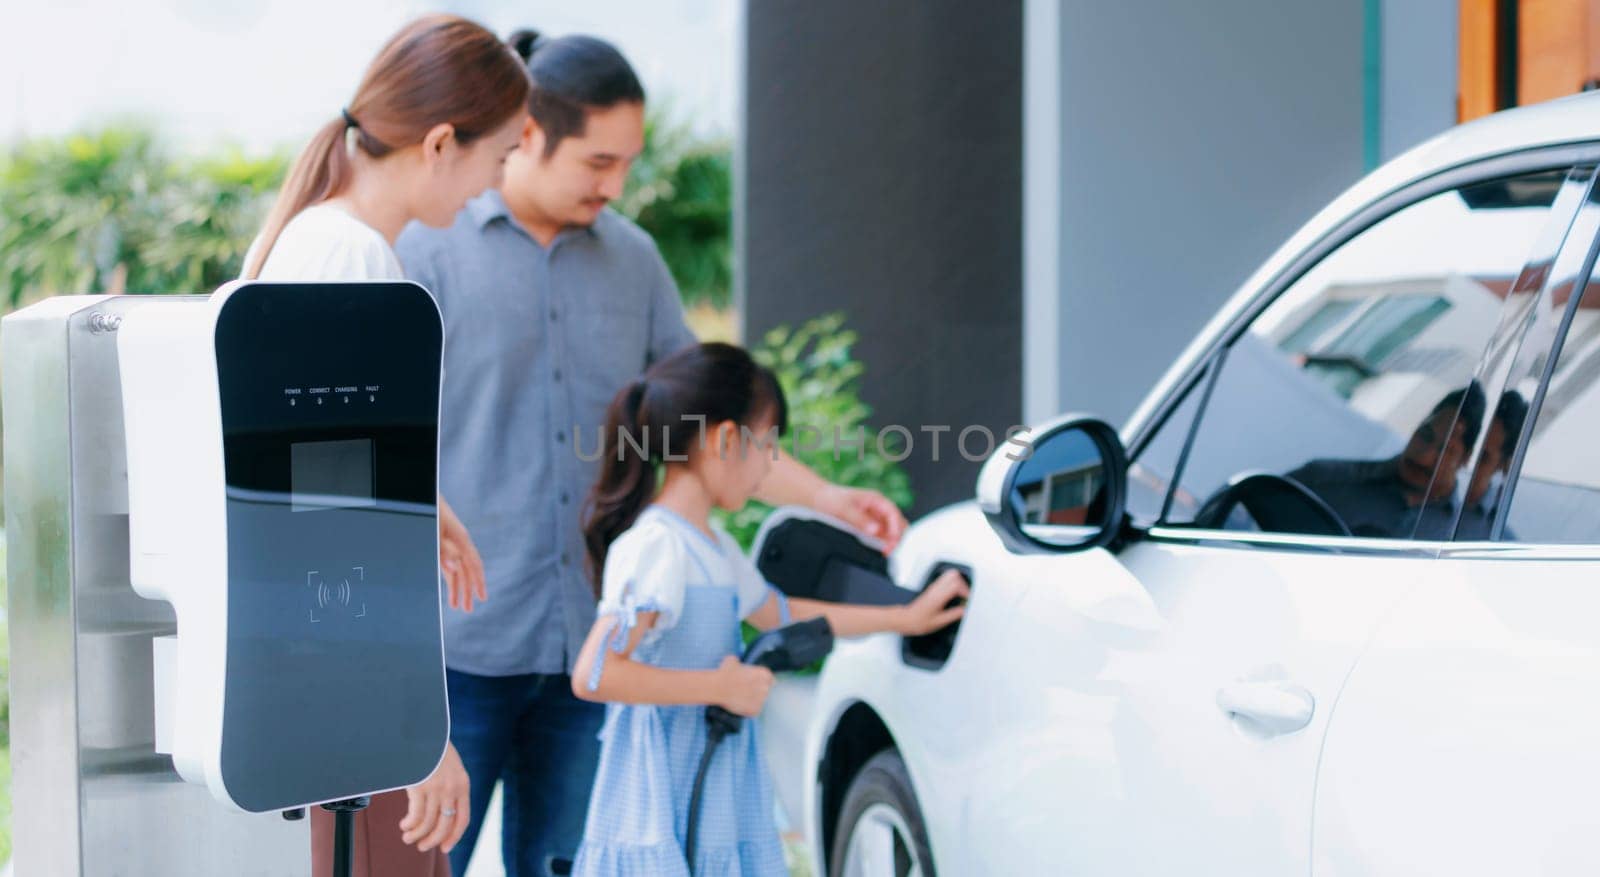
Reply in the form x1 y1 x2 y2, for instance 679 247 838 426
1453 389 1529 539
1163 170 1565 540
1501 266 1600 543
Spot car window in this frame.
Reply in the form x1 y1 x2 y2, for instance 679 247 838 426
1125 365 1207 525
1160 169 1570 541
1499 261 1600 544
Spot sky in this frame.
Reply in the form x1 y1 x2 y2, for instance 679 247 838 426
0 0 738 154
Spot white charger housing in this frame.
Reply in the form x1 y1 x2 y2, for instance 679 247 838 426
119 280 449 812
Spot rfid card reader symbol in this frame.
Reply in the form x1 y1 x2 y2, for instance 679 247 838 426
306 567 367 621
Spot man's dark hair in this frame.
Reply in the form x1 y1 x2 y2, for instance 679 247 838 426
508 29 646 157
1430 383 1488 443
1492 391 1529 457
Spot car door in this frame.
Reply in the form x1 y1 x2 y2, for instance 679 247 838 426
961 161 1589 874
1313 165 1600 876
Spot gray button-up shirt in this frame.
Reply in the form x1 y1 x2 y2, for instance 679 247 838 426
396 190 697 676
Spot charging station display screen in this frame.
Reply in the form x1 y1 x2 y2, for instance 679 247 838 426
291 439 376 512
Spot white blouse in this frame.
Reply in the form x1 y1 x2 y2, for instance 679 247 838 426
598 505 774 640
244 203 404 282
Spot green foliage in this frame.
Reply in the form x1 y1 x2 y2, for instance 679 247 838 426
1 117 730 313
0 127 160 304
617 113 732 309
142 149 288 293
0 125 286 306
718 312 914 549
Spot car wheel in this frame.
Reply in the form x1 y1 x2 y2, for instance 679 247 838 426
830 749 936 877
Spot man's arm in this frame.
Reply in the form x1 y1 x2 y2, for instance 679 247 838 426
755 450 908 551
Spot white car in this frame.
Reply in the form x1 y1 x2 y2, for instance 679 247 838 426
763 93 1600 876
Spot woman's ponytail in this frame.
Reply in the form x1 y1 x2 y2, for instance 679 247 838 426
242 117 353 280
582 379 657 593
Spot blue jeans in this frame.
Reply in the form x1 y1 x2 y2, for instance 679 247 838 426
446 669 604 877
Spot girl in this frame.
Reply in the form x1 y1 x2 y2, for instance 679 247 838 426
241 13 530 875
571 342 969 875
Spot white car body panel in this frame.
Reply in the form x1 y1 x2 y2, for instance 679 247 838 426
959 536 1425 874
1312 548 1600 876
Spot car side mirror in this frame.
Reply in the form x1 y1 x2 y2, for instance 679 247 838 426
976 413 1128 554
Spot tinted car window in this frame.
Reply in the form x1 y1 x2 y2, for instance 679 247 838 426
1500 265 1600 543
1163 170 1567 540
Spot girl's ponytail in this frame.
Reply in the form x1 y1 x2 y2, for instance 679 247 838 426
582 380 657 593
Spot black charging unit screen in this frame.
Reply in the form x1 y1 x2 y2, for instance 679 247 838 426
215 282 447 812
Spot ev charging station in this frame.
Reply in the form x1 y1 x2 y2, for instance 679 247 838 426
2 281 447 875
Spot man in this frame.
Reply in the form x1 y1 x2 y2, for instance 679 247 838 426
396 32 907 876
1287 385 1487 540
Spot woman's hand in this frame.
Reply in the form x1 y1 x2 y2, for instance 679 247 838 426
814 484 909 553
439 496 487 612
896 569 970 636
715 655 775 717
399 741 471 854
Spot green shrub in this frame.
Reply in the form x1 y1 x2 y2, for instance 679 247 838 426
0 126 285 306
2 118 729 312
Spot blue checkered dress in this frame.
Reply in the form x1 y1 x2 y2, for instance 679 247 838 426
572 507 790 876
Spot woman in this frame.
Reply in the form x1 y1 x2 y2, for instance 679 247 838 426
243 13 530 876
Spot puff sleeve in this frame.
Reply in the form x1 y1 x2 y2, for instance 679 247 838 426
586 519 690 691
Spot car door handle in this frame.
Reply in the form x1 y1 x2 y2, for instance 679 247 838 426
1216 680 1315 738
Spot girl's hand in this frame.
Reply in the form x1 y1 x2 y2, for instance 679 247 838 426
715 655 775 717
400 741 471 854
897 569 970 636
439 496 487 612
